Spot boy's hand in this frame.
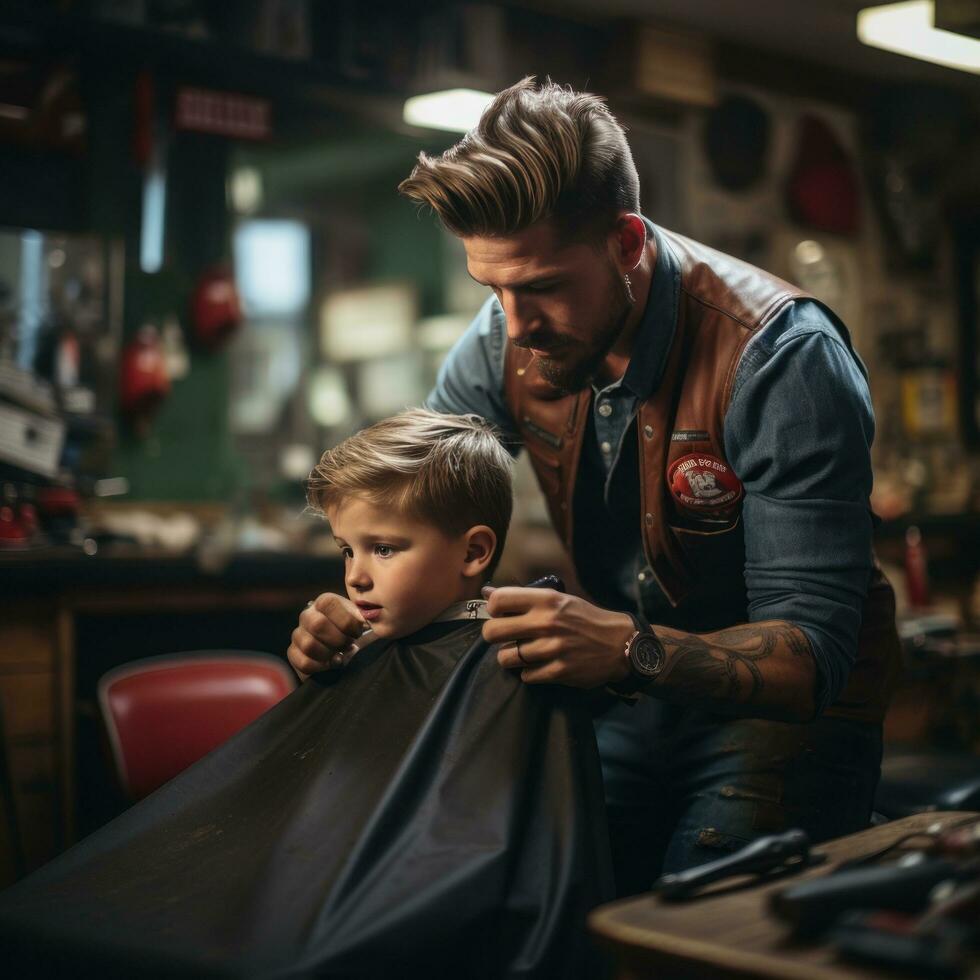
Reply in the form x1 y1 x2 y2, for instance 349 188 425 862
287 593 368 679
482 586 634 689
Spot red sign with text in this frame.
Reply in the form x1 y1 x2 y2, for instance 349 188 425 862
175 87 271 141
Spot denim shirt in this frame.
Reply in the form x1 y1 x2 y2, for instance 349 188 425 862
425 222 876 712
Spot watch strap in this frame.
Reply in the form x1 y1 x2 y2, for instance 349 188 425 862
628 611 653 634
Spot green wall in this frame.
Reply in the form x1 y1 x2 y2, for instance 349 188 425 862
93 77 452 500
87 72 244 501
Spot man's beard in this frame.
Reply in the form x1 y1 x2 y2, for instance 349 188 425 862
533 269 634 395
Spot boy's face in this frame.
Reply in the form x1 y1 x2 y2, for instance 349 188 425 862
327 496 488 640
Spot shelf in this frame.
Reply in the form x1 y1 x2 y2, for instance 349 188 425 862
0 545 343 596
0 6 404 108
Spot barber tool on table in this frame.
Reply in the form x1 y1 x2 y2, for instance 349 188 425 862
654 829 821 900
769 814 980 977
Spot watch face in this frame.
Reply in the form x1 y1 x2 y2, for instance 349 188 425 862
630 633 665 677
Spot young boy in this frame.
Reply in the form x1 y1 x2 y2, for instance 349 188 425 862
290 408 514 675
0 409 611 980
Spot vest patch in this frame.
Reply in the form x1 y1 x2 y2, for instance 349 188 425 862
668 453 743 513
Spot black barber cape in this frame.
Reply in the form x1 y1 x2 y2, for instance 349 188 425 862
0 618 613 979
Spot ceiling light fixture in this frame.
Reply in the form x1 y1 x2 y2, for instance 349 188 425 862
857 1 980 74
402 88 494 133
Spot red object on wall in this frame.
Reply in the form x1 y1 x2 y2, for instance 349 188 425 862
190 266 242 350
904 525 931 608
786 115 861 236
174 86 271 141
0 505 28 547
119 324 170 419
98 653 296 801
37 485 79 516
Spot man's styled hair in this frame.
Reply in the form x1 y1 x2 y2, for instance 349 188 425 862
398 76 640 243
307 409 513 576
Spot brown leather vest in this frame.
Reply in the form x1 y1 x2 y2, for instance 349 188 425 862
504 228 902 724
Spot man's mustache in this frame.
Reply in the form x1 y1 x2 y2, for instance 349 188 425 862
513 334 567 353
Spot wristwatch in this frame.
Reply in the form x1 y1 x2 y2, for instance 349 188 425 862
611 613 666 696
627 627 666 679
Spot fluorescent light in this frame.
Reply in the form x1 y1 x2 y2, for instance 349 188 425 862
139 164 166 274
233 220 311 317
403 88 494 133
858 1 980 75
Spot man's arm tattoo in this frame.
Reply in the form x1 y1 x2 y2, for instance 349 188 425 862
784 627 812 659
644 621 815 720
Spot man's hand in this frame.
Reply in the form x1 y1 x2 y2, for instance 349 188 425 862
483 587 635 688
287 593 368 679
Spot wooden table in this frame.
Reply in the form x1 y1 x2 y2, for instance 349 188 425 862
589 811 980 979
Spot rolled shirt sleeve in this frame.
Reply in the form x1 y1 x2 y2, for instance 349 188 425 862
724 301 876 713
424 295 522 452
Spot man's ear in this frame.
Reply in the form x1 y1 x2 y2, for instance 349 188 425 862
461 525 497 579
611 213 646 272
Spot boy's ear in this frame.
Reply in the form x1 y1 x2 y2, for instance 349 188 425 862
461 525 497 579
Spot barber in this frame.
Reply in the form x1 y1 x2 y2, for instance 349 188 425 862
289 78 901 892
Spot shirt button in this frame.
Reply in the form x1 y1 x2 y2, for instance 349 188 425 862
637 571 646 582
598 402 613 417
600 440 612 454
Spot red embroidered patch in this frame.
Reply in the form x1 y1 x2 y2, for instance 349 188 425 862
668 453 743 513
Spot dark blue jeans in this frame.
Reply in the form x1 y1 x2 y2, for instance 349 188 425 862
594 696 883 896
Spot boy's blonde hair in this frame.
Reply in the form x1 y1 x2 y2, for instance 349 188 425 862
398 76 639 244
307 409 513 576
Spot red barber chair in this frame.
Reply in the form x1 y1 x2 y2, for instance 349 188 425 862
98 652 296 801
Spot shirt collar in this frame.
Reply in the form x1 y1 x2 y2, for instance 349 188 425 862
620 218 681 402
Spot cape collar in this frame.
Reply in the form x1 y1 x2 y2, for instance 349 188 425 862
351 598 488 660
431 599 491 622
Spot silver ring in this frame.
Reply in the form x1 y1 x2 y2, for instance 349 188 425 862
306 599 315 608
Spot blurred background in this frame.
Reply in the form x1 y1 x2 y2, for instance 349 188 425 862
1 0 979 883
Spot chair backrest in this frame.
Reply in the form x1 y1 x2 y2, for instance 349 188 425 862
98 651 296 801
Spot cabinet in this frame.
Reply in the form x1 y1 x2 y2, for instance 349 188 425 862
0 601 68 882
0 554 343 887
